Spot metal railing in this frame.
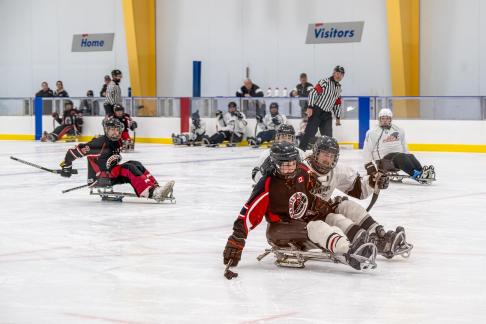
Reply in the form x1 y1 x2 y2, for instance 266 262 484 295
0 96 485 120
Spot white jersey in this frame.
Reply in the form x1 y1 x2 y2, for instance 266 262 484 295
252 147 307 183
262 113 287 131
217 111 248 136
304 161 374 200
362 124 408 164
189 120 206 140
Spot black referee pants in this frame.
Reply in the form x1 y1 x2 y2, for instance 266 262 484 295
298 107 333 150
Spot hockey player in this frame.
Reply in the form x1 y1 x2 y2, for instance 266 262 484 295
248 102 287 147
305 135 412 258
223 142 375 272
42 100 83 142
204 102 248 147
172 111 208 145
59 117 174 202
363 108 436 183
112 104 137 151
252 124 306 183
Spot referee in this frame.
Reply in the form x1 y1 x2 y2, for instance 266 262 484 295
298 65 344 150
104 69 123 116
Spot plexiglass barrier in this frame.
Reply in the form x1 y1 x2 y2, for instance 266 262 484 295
0 96 485 120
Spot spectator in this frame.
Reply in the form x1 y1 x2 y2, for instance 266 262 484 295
100 75 111 97
79 90 100 115
35 81 54 114
35 81 54 97
298 65 344 150
236 79 264 97
54 80 69 97
290 73 314 116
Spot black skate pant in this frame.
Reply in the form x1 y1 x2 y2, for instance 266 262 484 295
104 103 114 116
51 125 75 141
266 221 309 247
382 152 422 176
208 131 242 144
299 107 333 150
256 129 276 143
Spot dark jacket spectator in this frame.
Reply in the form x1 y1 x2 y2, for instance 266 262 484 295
100 75 111 97
54 80 69 97
290 73 313 98
79 90 100 115
35 82 54 97
236 79 264 97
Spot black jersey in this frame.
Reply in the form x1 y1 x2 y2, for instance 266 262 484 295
64 135 122 182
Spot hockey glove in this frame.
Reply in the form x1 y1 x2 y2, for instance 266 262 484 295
260 157 276 177
51 112 59 118
129 121 138 131
369 172 389 190
60 161 73 178
215 110 223 119
223 234 245 266
272 116 281 126
236 112 243 120
365 162 378 177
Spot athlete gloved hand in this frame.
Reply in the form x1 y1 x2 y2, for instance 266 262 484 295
129 121 138 130
223 234 245 266
272 117 281 126
369 172 389 189
365 162 378 177
259 157 276 177
60 161 72 178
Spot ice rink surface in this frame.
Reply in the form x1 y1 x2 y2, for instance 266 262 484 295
0 141 485 324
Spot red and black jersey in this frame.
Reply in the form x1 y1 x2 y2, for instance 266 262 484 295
64 135 122 182
114 113 132 132
55 109 83 128
232 163 320 239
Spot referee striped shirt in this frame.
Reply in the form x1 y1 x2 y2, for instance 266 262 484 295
308 77 342 118
105 81 122 105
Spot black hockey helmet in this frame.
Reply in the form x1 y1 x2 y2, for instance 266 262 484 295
270 142 300 179
275 124 296 143
103 117 124 141
308 135 340 175
334 65 345 74
111 69 122 77
113 104 124 112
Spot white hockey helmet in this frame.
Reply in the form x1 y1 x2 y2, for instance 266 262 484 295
378 108 393 118
378 108 393 128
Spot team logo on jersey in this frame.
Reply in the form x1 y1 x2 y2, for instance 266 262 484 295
383 131 399 142
106 154 121 169
297 176 304 183
289 192 308 219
